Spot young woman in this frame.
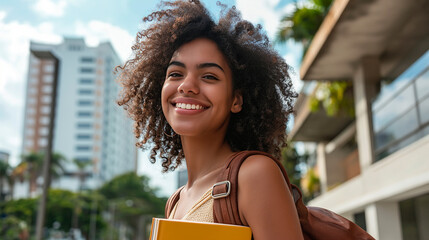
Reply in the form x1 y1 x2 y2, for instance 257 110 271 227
117 1 304 239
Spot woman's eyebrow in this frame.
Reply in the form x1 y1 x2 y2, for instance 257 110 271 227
168 61 186 68
197 62 224 72
167 61 224 73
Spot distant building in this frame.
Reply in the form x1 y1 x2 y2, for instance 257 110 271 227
0 151 10 164
177 166 188 188
21 38 137 195
290 0 429 239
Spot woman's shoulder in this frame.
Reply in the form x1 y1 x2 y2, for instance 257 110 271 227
236 153 303 239
238 153 283 181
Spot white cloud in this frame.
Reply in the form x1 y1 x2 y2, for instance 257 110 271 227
74 20 134 62
0 16 61 166
235 0 296 40
33 0 68 17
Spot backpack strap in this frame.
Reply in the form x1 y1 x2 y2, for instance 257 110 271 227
212 150 297 225
165 186 184 219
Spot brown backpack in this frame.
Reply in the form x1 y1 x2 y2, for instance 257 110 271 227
166 151 375 240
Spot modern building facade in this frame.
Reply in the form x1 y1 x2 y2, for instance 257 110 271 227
290 0 429 239
21 38 137 194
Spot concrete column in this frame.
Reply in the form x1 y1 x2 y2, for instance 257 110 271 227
353 56 379 172
316 142 328 194
365 202 402 240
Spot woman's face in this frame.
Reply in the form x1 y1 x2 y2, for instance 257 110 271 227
161 38 242 137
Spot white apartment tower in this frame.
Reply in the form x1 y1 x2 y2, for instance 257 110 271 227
22 38 137 191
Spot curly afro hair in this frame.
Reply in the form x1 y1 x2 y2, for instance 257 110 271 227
116 0 297 172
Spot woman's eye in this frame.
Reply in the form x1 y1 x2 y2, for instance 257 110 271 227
168 72 182 78
203 75 219 80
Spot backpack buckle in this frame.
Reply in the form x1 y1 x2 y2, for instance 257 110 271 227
211 181 231 199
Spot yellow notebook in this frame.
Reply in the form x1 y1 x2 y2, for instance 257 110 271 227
149 218 252 240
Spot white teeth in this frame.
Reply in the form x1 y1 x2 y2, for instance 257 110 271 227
176 103 204 110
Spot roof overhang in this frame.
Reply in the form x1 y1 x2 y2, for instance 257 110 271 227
289 91 353 142
31 50 58 60
300 0 429 81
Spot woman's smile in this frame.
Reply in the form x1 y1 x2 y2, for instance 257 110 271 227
172 97 209 115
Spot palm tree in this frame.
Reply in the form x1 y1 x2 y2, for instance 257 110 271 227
19 152 44 196
73 158 92 191
18 152 67 196
47 152 67 188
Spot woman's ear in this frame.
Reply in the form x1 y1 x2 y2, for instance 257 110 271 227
231 90 243 113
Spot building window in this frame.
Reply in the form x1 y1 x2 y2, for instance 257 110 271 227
41 105 50 114
30 66 39 75
28 87 38 95
76 134 92 140
80 67 94 73
81 57 95 63
77 123 92 128
40 116 50 125
25 128 34 136
27 97 37 105
42 85 52 94
79 78 94 84
27 107 36 115
25 140 34 147
77 111 92 117
353 212 367 231
39 137 48 147
29 76 38 84
76 145 91 151
41 95 51 104
372 50 429 161
68 45 82 51
26 117 35 125
75 157 91 162
78 100 93 106
43 64 55 73
43 75 53 83
400 193 429 240
39 127 49 136
78 89 93 95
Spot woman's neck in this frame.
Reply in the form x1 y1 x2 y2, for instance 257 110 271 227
180 134 234 188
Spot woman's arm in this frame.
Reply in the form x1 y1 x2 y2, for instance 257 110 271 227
237 155 304 240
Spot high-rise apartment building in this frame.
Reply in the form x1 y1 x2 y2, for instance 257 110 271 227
22 38 137 192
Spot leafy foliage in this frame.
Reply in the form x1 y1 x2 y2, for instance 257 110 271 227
98 172 167 239
309 81 355 117
277 0 333 53
281 144 308 189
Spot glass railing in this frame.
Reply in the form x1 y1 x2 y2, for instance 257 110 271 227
372 50 429 161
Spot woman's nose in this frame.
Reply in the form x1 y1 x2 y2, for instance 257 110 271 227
177 74 199 95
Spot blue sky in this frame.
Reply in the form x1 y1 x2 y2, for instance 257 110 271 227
0 0 303 196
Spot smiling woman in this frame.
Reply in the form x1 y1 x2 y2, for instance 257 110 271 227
115 0 301 239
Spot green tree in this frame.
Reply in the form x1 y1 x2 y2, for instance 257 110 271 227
1 197 37 238
281 143 308 188
99 172 167 240
277 0 333 53
0 161 11 201
73 159 92 192
47 153 67 188
277 0 354 117
17 152 67 196
309 81 355 117
18 152 43 196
